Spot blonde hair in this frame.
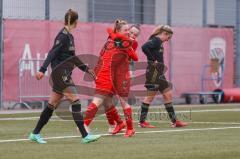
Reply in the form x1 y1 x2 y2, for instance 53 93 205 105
149 25 173 39
113 19 128 33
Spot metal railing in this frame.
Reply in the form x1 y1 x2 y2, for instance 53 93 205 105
11 59 51 109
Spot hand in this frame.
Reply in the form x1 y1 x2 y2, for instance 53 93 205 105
36 72 44 80
88 69 96 80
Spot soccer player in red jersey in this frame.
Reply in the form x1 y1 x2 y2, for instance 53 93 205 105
104 24 141 133
84 19 138 137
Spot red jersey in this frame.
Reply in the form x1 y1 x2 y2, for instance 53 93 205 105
94 28 138 96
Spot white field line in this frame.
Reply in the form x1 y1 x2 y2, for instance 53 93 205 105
91 120 240 125
0 116 59 121
17 119 237 125
176 109 240 113
0 108 239 121
0 126 240 143
1 103 239 115
47 120 240 125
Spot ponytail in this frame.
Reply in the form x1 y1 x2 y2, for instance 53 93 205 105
64 9 78 26
113 19 128 33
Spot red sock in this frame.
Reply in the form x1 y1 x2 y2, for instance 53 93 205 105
111 106 123 125
105 106 115 125
123 107 133 130
84 103 98 126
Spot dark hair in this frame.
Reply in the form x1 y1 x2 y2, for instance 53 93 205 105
130 24 141 31
113 19 128 33
64 9 78 26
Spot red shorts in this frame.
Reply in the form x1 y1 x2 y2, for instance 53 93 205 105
95 76 115 97
95 68 130 97
114 68 130 97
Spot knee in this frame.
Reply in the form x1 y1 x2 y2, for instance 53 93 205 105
65 94 78 103
143 97 154 104
48 99 59 108
163 91 172 101
120 100 130 109
92 98 104 107
46 103 56 110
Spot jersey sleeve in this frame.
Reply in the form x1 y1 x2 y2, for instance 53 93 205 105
72 56 89 72
39 34 68 73
132 40 138 51
141 37 160 61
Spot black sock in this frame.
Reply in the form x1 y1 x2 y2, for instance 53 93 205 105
71 100 88 138
164 102 176 123
139 103 150 123
33 104 54 134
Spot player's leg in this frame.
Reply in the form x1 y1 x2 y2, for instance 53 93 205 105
139 62 166 128
162 89 187 127
139 90 157 128
104 96 125 134
84 94 105 127
159 77 187 128
29 91 63 144
84 77 114 127
117 96 135 137
104 103 116 133
104 97 116 133
64 87 101 143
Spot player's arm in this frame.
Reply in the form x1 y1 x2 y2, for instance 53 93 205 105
127 48 138 61
39 34 68 74
72 56 89 72
132 40 138 51
72 56 96 80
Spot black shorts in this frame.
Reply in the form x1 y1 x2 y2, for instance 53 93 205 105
50 68 76 94
144 63 172 93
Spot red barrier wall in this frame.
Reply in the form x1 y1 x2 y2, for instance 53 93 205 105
3 20 234 101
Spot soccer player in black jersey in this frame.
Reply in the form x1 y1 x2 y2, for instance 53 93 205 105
29 9 101 144
139 25 188 128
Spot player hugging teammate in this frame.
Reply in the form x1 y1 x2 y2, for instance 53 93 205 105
83 19 138 137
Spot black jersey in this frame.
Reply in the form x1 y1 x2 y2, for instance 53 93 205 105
141 36 164 63
39 27 88 73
